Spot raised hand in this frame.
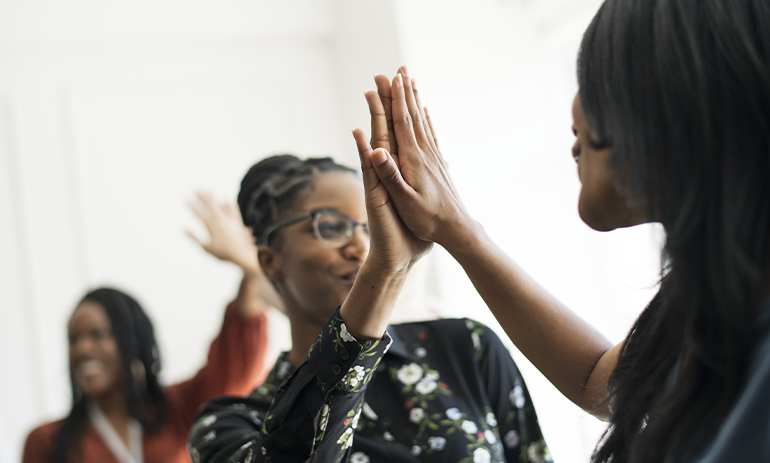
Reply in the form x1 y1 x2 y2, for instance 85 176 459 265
187 191 261 276
351 87 432 272
366 68 472 248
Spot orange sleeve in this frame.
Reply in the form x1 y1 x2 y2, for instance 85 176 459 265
164 302 269 431
22 422 58 463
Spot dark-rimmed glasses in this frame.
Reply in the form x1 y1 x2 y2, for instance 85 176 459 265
261 208 369 248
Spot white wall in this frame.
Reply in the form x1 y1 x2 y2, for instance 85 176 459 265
0 1 663 462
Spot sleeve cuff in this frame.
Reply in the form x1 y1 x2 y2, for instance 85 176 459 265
307 307 392 394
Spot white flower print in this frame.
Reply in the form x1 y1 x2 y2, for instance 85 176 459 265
472 332 481 349
340 323 356 342
466 320 475 330
350 451 370 463
362 402 378 421
415 378 437 395
446 407 462 420
318 404 330 432
528 442 547 463
346 365 365 388
199 414 217 427
485 411 497 427
428 436 447 451
409 407 425 423
461 420 478 434
510 385 525 409
504 430 521 448
383 431 395 441
415 347 427 358
426 370 440 381
351 408 362 429
484 429 496 444
411 445 422 456
337 427 354 448
473 447 491 463
397 363 424 385
202 430 216 443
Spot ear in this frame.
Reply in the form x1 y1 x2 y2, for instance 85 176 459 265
258 246 283 283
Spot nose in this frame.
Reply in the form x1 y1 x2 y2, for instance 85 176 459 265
69 335 97 360
341 226 370 261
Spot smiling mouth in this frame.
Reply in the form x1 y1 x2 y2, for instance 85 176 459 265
74 359 106 379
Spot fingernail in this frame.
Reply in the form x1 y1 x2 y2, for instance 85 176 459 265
395 74 403 87
411 78 417 90
402 65 409 76
372 149 389 166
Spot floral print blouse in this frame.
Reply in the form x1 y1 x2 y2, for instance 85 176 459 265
189 308 551 463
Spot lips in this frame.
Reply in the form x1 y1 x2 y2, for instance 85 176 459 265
74 359 106 379
340 269 359 285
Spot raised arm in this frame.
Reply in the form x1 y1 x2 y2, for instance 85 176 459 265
362 69 620 419
188 191 282 314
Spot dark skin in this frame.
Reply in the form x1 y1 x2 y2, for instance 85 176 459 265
256 147 432 368
356 67 651 420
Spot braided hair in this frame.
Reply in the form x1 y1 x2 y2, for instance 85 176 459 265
53 288 166 463
237 154 357 246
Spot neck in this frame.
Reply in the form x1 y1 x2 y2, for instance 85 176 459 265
287 310 326 367
91 386 130 421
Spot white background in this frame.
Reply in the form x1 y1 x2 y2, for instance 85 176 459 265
0 1 663 462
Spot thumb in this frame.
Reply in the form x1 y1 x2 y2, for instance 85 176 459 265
371 149 411 199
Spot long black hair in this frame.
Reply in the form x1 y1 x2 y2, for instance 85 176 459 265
579 0 770 461
237 154 357 246
53 288 166 463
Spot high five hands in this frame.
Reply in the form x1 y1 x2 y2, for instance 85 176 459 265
353 66 473 253
351 70 435 274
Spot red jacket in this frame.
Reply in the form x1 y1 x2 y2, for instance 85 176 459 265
23 304 268 463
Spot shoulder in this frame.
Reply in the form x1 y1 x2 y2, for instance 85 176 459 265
23 421 62 462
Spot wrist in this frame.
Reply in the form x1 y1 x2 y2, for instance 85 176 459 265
438 216 484 256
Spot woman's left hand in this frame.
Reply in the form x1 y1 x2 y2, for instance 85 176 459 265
352 83 433 274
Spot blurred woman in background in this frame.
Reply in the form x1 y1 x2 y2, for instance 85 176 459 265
23 192 276 463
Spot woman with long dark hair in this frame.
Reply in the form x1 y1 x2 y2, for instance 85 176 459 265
361 0 770 460
23 193 274 463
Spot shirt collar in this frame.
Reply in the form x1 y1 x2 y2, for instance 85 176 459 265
384 325 411 359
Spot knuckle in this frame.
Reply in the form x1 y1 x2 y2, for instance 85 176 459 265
394 114 412 128
371 134 390 143
382 167 400 184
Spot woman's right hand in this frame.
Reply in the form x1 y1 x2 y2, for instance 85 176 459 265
352 88 433 274
363 68 475 251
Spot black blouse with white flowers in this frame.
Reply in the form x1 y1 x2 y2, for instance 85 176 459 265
189 308 551 463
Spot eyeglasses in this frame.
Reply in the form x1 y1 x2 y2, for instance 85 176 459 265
261 208 369 248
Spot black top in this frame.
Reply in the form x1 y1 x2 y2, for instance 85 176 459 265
694 303 770 461
189 308 551 463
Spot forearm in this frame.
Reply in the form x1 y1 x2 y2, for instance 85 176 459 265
339 260 410 340
234 271 270 316
443 221 617 416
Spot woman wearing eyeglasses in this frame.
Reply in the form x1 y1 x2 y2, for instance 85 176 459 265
188 154 551 462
